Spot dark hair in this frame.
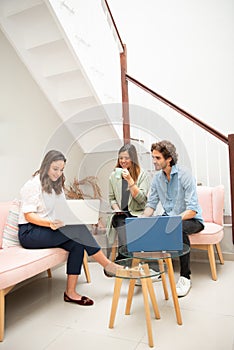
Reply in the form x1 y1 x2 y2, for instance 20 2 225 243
116 143 140 181
151 140 178 166
33 150 66 194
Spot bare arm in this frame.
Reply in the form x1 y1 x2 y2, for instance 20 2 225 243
24 213 64 230
180 209 196 221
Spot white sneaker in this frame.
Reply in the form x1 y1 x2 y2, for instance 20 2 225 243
176 276 191 297
135 268 161 286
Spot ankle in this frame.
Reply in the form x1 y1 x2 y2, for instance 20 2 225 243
104 261 112 268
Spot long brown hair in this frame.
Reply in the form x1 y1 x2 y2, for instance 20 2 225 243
33 150 66 194
116 144 140 182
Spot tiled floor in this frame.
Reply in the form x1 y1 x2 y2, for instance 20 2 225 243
2 259 234 350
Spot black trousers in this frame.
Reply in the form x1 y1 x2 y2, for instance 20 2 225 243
18 223 100 275
111 212 134 259
180 219 204 279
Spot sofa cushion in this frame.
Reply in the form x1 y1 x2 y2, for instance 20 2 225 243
0 201 12 248
2 200 20 248
189 223 224 245
0 246 68 290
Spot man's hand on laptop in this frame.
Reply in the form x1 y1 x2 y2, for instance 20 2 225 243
141 207 155 217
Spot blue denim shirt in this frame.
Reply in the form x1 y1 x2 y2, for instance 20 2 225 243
146 165 203 224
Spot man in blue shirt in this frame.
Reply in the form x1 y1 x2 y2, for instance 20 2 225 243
143 140 204 297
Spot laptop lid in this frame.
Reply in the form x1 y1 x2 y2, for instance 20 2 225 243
125 216 183 252
54 199 100 225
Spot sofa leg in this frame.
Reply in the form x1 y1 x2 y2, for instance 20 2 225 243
0 290 5 342
215 243 224 265
47 269 52 278
207 245 217 281
83 251 91 283
110 245 117 262
110 238 118 262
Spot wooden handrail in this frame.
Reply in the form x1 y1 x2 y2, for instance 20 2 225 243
126 74 228 145
102 0 125 52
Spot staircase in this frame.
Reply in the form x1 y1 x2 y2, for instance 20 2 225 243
0 0 122 153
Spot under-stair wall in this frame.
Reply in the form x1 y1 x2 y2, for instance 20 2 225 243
0 0 122 155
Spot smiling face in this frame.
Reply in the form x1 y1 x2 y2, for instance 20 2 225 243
118 151 132 169
152 149 172 172
47 160 65 182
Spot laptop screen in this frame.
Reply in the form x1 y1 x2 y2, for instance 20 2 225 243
54 199 100 225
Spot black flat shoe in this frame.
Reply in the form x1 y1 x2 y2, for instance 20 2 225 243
64 292 94 306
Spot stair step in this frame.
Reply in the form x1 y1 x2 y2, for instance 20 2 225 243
28 39 80 77
4 3 62 49
1 0 43 18
46 70 93 101
60 96 98 117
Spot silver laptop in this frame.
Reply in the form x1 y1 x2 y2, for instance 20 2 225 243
125 216 183 252
54 199 100 225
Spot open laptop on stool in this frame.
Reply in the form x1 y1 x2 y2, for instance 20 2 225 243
125 215 183 252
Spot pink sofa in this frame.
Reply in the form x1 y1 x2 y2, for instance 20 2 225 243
0 201 68 342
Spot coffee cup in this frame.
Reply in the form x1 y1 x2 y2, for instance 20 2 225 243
115 167 123 179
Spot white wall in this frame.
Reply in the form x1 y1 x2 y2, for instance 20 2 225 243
108 0 234 136
0 28 82 200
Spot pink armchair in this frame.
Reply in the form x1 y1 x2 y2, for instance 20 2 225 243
189 185 225 280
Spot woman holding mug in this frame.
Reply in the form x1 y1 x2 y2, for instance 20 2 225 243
107 144 150 260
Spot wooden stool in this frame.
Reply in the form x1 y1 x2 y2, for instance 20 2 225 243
108 260 161 348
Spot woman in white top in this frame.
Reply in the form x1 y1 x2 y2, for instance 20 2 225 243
18 150 121 306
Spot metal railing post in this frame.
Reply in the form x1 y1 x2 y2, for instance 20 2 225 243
120 44 130 144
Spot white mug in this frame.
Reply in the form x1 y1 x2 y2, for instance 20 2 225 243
115 167 123 179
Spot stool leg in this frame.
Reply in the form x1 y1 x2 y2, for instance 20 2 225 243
124 258 141 314
159 259 169 300
141 278 154 348
110 240 117 262
131 258 141 267
109 277 123 328
145 277 160 320
165 258 182 325
125 279 135 315
142 264 160 319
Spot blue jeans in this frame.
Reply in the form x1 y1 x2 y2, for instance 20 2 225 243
18 223 100 275
180 219 204 279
